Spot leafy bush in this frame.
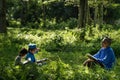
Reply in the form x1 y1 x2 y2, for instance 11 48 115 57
9 20 21 28
40 18 77 30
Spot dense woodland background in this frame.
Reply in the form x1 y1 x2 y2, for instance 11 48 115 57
0 0 120 80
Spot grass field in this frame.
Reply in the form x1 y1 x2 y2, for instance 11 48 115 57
0 27 120 80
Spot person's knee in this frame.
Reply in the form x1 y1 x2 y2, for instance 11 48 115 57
83 59 95 67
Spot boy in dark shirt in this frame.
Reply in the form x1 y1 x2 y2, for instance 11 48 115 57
15 48 28 66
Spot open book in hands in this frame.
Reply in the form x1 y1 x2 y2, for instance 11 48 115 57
37 58 48 66
36 58 48 64
86 54 104 68
86 54 97 61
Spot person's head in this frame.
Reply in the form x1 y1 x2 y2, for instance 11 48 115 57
101 37 112 48
19 48 28 57
28 44 39 54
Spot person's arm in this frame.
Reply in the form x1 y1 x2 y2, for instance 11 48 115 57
36 58 48 63
93 49 101 58
23 60 30 65
99 55 112 63
92 49 106 67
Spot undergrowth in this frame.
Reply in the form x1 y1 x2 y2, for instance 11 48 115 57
0 25 120 80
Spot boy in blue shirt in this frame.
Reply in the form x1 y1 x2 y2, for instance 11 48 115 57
83 37 116 69
25 44 48 65
25 44 39 63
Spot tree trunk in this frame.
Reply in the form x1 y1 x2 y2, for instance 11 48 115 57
94 1 104 27
0 0 6 33
78 0 88 28
99 3 103 27
20 0 27 26
94 5 98 27
42 0 46 27
87 5 91 25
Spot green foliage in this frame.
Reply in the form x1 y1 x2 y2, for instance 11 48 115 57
44 18 77 30
0 25 120 80
6 0 120 29
6 0 79 28
2 0 120 79
105 4 120 24
9 20 21 28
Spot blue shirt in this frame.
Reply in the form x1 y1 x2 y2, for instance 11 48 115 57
93 47 116 69
26 52 36 62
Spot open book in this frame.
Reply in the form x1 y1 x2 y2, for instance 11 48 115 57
86 54 104 67
36 58 48 64
86 54 97 61
23 60 30 65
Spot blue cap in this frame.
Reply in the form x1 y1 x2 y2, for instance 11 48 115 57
28 44 37 49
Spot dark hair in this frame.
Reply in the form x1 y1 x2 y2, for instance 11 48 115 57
103 37 112 45
19 48 28 56
28 48 36 52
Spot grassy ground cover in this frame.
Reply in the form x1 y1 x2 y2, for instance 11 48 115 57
0 26 120 80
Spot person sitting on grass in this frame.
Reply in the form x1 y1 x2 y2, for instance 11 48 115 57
83 37 116 69
15 48 28 66
25 43 48 65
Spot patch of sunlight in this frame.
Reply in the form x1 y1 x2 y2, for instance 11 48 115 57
85 67 89 74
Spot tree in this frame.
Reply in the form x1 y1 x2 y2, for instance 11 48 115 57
0 0 6 33
20 0 29 25
78 0 88 40
93 0 104 27
42 0 46 27
78 0 88 28
99 1 104 27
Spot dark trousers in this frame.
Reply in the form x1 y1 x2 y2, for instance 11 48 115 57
83 59 104 68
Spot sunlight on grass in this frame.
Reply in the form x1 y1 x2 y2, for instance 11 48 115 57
0 27 120 80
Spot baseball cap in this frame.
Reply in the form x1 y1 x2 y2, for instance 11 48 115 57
28 43 37 49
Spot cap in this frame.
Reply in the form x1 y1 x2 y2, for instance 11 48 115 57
28 43 37 49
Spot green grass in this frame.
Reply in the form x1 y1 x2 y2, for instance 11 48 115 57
0 26 120 80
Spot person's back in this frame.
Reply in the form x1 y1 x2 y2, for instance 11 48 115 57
15 55 22 65
15 48 28 66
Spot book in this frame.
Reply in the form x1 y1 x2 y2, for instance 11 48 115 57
23 60 29 65
36 58 48 64
86 54 104 67
86 54 97 61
